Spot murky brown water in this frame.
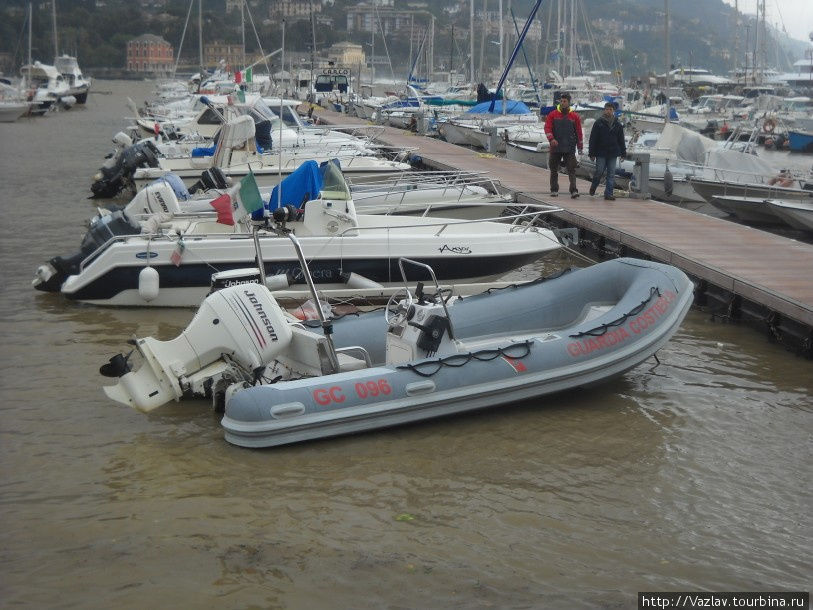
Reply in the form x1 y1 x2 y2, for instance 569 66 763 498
0 81 810 608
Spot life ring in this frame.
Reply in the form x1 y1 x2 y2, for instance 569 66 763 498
762 118 776 133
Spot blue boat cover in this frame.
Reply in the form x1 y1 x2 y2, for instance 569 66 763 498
251 160 323 219
466 99 531 114
191 145 215 157
150 173 190 201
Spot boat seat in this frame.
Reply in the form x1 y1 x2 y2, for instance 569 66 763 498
187 220 236 234
280 325 368 376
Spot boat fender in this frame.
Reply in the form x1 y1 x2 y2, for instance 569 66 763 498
412 315 450 354
138 266 159 302
340 271 384 290
663 165 674 196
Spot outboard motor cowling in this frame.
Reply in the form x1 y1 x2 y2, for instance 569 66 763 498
90 140 162 199
33 210 141 292
102 284 293 411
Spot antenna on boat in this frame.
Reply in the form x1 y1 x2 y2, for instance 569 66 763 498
278 19 285 206
488 0 543 113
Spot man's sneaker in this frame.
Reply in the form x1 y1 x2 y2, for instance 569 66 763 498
589 186 596 196
570 190 579 199
604 195 616 201
550 191 558 197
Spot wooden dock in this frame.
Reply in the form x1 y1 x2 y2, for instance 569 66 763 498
315 108 813 354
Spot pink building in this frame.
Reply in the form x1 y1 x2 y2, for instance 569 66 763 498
127 34 174 73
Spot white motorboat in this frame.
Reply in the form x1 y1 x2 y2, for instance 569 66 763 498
505 141 549 168
765 199 813 232
54 54 91 104
20 61 71 113
34 162 561 307
98 256 693 448
0 100 29 122
708 195 788 225
130 115 412 190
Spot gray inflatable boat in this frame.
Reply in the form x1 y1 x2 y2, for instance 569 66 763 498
101 257 693 447
220 257 694 448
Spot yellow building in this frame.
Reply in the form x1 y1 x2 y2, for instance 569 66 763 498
326 42 365 67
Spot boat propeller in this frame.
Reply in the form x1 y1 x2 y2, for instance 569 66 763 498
99 350 133 378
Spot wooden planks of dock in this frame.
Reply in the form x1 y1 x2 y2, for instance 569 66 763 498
315 107 813 342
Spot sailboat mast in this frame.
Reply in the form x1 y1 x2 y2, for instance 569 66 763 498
310 0 316 99
499 0 504 69
52 0 58 58
759 0 768 84
569 0 576 78
556 0 561 76
753 0 760 83
198 0 203 81
469 0 474 85
733 0 739 83
241 0 246 70
27 3 32 87
478 0 487 81
664 0 671 95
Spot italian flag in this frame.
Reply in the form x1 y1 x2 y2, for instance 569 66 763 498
209 171 264 226
235 67 252 84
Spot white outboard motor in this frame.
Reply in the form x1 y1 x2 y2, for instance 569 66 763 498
124 180 183 219
102 284 293 411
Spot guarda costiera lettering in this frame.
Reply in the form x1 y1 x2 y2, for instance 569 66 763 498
567 290 677 357
243 290 279 341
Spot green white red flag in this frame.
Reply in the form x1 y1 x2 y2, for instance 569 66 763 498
208 171 264 225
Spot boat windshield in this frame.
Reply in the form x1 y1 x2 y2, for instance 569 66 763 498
321 161 350 201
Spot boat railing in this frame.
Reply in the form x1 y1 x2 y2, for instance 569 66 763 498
78 207 562 274
396 257 456 341
334 207 562 239
349 171 505 208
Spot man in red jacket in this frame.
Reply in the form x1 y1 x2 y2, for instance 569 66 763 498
544 92 583 198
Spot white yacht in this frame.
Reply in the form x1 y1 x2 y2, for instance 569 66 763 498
20 61 72 113
54 55 91 104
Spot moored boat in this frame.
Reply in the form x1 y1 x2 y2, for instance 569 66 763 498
34 162 560 306
99 256 694 447
765 199 813 232
787 130 813 154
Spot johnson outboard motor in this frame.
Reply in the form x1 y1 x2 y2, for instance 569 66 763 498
90 140 161 199
101 284 294 411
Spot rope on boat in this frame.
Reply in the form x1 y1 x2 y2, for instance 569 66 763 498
569 286 661 338
396 340 533 378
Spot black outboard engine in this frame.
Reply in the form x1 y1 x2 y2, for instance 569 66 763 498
90 140 161 199
188 167 230 194
33 210 142 292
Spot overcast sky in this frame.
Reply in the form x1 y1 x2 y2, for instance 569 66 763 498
720 0 813 43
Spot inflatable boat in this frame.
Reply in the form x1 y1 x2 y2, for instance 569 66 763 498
101 257 694 448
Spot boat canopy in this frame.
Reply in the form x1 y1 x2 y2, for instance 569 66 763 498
465 100 531 115
654 122 718 165
264 160 324 214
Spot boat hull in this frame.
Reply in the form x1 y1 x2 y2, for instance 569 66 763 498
765 199 813 232
709 195 787 225
787 131 813 154
505 141 548 168
689 178 813 203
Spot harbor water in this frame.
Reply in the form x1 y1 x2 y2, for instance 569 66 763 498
0 81 810 608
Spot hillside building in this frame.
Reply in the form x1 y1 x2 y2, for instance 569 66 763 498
126 34 173 73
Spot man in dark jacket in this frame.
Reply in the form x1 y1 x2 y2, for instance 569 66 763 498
588 102 626 200
544 92 583 198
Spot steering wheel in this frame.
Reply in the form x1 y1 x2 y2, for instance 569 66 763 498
384 288 414 326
